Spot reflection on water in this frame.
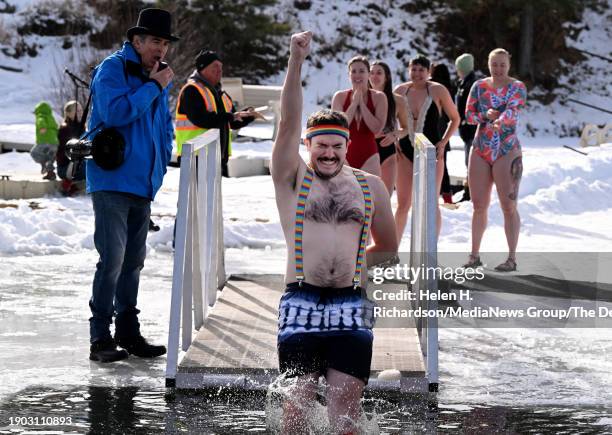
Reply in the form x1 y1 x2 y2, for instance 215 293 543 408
1 386 612 433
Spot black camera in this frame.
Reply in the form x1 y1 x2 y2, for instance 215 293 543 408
65 127 126 171
65 137 93 161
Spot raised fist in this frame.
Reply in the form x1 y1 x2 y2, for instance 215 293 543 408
290 31 312 62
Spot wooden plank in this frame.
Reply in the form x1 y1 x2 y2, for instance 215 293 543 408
178 276 425 380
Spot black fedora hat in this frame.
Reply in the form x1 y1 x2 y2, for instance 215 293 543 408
127 8 179 42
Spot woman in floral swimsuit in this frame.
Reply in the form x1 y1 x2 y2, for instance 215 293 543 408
465 48 527 271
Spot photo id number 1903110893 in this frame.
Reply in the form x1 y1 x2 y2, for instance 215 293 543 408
9 416 73 426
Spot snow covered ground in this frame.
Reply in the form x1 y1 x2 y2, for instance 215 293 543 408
1 0 610 132
1 136 611 259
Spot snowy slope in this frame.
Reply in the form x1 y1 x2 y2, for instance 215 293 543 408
0 0 106 127
1 0 610 135
273 0 612 136
527 4 612 136
271 0 442 123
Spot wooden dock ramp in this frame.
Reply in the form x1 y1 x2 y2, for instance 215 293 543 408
166 132 439 394
175 274 427 392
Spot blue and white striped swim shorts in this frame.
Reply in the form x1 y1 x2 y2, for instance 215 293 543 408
277 281 375 342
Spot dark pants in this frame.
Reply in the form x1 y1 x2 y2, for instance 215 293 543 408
58 161 86 181
441 145 451 195
459 125 476 168
89 191 151 343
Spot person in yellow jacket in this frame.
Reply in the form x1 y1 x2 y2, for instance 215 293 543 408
175 50 255 176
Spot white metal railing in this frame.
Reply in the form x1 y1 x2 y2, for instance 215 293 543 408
409 132 439 392
166 130 226 386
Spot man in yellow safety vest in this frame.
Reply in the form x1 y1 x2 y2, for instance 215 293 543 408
175 50 255 176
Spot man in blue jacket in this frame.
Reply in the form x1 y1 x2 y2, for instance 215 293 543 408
87 8 178 363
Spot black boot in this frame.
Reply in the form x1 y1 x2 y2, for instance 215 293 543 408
459 186 471 202
149 219 160 232
90 338 129 363
115 335 167 358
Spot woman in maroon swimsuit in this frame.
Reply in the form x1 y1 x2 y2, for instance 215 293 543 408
332 56 387 176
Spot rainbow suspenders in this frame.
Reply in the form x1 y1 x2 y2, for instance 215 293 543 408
294 167 373 289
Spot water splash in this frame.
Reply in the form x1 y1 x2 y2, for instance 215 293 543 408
265 374 380 434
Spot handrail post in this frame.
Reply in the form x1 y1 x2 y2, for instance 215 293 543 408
165 142 194 386
410 133 439 392
410 149 423 340
165 130 225 388
205 140 217 306
193 155 205 330
214 138 226 290
181 176 194 351
424 139 439 392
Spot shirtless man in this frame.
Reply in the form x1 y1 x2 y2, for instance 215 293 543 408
271 32 398 434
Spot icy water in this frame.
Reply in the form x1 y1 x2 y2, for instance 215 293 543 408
2 252 612 433
3 387 612 433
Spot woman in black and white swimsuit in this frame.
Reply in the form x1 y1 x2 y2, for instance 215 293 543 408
393 55 459 242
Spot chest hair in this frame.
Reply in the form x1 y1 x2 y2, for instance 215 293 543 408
305 177 364 225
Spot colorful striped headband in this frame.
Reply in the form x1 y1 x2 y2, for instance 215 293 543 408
305 125 350 141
